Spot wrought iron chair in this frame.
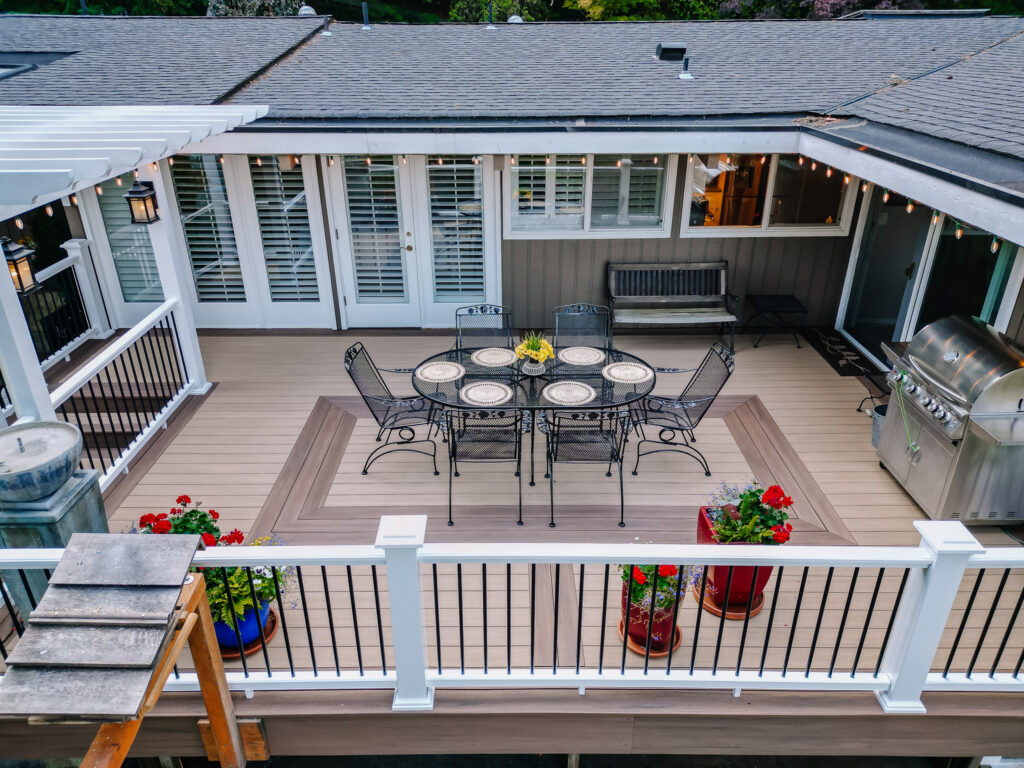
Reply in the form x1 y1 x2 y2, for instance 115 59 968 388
455 304 513 350
344 342 440 476
630 342 735 477
552 303 612 351
545 410 631 528
445 408 523 527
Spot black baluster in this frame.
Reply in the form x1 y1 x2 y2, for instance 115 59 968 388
320 566 341 676
0 574 24 636
482 563 488 675
219 567 248 677
853 568 885 678
126 344 157 424
456 563 465 675
621 564 635 675
346 565 363 676
101 367 130 457
136 330 166 408
371 565 387 675
295 566 318 675
271 567 296 677
115 355 146 436
736 566 759 674
74 383 107 473
967 568 1010 678
712 566 734 675
244 567 272 677
575 564 585 675
782 566 809 677
432 564 442 674
161 318 185 392
643 568 660 675
170 314 191 381
506 563 512 675
806 566 835 677
18 570 38 610
665 564 685 675
759 566 784 677
829 567 859 678
529 563 536 675
85 379 118 468
944 569 985 678
990 582 1024 677
144 324 174 402
598 564 610 675
875 568 910 678
690 567 708 675
552 563 560 674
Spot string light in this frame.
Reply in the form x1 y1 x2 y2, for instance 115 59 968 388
581 157 587 165
133 169 139 179
510 156 516 166
861 181 868 193
366 157 372 165
115 177 123 187
150 162 158 172
843 174 850 185
45 205 53 217
472 156 480 165
218 156 225 165
616 159 622 167
825 166 832 178
687 154 693 164
167 157 174 166
991 237 1001 253
810 161 817 171
955 222 964 239
401 155 408 164
256 157 263 167
905 200 914 213
760 155 767 165
545 156 551 165
14 218 23 229
437 157 443 165
798 156 804 166
293 156 301 166
95 185 103 195
70 195 78 206
932 211 940 225
652 156 659 164
328 156 335 167
882 189 890 203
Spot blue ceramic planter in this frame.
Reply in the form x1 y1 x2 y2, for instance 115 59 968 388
214 600 271 649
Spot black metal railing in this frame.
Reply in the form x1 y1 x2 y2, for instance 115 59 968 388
21 266 91 365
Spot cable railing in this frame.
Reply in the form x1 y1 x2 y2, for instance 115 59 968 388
0 519 1021 713
48 299 194 490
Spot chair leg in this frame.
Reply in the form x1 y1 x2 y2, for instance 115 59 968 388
547 453 556 528
448 453 455 527
517 455 523 527
618 461 625 528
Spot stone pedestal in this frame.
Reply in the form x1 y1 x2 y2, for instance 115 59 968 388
0 469 106 618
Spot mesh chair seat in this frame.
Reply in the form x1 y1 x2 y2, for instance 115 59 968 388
446 409 523 526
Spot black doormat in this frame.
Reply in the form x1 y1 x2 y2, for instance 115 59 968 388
801 327 882 377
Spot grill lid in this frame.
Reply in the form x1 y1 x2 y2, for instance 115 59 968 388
904 316 1024 409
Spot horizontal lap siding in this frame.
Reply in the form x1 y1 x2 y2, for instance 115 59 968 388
502 172 858 330
1007 280 1024 345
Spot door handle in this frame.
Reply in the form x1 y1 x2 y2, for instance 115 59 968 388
405 245 413 251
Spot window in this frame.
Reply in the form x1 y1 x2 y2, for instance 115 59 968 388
506 154 674 237
249 155 318 303
427 155 485 302
96 173 163 303
916 220 1019 331
170 155 245 303
683 154 854 236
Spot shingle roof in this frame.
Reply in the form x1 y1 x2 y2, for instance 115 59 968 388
227 18 1024 124
839 31 1024 160
0 16 323 106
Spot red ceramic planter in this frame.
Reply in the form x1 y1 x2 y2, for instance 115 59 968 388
697 506 775 618
620 582 681 655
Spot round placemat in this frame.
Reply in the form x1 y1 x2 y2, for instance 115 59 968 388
415 361 466 384
602 362 654 384
471 347 517 367
459 381 514 407
557 346 605 366
542 381 597 406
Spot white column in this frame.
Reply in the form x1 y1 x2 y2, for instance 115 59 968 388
875 520 983 713
0 264 56 421
375 515 433 711
59 238 113 339
138 160 210 393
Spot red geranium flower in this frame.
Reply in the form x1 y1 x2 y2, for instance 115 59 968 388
156 512 168 520
176 495 191 506
201 532 218 547
761 485 792 510
219 529 244 545
139 513 157 527
631 566 646 586
658 565 677 578
151 519 172 534
770 523 792 544
209 510 219 520
170 507 182 515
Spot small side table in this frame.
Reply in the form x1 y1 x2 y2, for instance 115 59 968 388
746 294 807 348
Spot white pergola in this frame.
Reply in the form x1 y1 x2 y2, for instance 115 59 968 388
0 104 268 423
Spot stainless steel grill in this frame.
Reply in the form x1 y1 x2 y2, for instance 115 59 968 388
879 315 1024 522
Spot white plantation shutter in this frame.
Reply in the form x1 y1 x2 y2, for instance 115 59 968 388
427 155 484 302
96 173 163 303
591 155 664 229
509 154 585 232
170 155 245 303
250 156 318 302
344 156 406 302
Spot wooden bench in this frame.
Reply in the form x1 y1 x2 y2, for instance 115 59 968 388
607 261 738 350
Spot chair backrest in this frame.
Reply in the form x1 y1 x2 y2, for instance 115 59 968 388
455 304 512 350
677 342 735 427
553 303 612 350
548 410 630 464
446 408 522 462
344 342 397 428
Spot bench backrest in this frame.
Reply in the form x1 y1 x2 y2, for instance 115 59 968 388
608 262 728 299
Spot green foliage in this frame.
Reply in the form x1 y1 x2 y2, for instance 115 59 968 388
202 564 283 629
448 0 552 21
4 0 206 15
707 484 793 544
207 0 299 15
566 0 715 21
619 563 702 610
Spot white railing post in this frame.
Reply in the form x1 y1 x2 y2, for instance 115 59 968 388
875 520 983 713
59 238 113 339
138 160 210 393
0 264 55 421
376 515 433 711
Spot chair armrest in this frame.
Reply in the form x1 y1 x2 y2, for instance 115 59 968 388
378 366 416 374
653 366 698 374
645 394 715 411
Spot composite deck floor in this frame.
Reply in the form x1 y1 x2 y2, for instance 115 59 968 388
14 332 1024 684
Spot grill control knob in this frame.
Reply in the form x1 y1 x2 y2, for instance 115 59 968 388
927 401 940 412
919 395 932 408
934 408 947 420
905 383 918 395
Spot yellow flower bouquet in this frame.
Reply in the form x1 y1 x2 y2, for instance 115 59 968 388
515 331 554 363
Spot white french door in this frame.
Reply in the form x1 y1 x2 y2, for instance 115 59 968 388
326 154 499 328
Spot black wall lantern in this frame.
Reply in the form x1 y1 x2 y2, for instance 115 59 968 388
124 180 159 224
2 236 37 293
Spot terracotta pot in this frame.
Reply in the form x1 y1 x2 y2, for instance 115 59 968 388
620 581 680 654
697 506 774 616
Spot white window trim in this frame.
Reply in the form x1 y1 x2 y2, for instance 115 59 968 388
679 153 858 239
502 154 677 240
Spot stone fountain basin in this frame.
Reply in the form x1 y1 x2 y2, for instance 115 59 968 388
0 422 84 503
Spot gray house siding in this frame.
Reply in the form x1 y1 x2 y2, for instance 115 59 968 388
1007 281 1024 346
501 171 857 330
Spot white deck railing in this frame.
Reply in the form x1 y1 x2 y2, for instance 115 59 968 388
0 519 1021 714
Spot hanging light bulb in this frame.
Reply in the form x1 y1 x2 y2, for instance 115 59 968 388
798 156 804 166
256 157 263 167
616 159 622 167
70 195 78 206
472 156 480 165
328 156 335 167
167 157 174 166
150 162 158 172
687 154 693 164
545 156 551 165
652 156 659 164
811 161 818 171
45 205 53 217
14 218 24 229
991 237 1001 253
401 155 408 164
293 156 301 166
133 169 139 179
861 181 868 193
906 200 914 213
882 189 890 203
581 157 587 165
95 185 103 195
366 157 372 165
826 167 832 178
760 155 767 165
932 211 940 225
955 223 964 240
218 156 225 165
437 157 443 165
115 176 123 187
510 156 516 166
843 175 850 185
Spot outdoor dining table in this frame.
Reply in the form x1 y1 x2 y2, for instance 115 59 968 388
411 346 657 486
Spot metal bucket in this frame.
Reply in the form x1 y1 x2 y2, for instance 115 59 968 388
871 404 888 449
